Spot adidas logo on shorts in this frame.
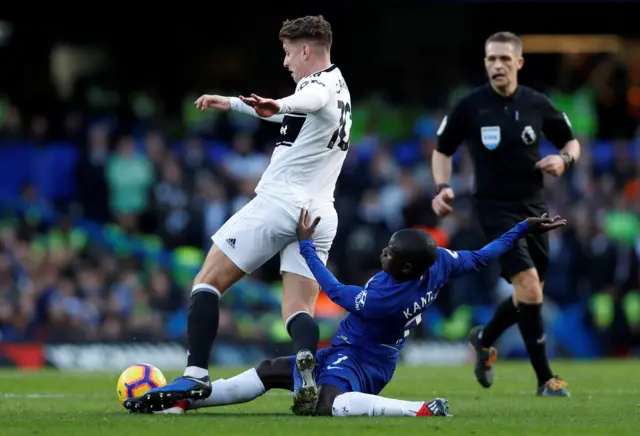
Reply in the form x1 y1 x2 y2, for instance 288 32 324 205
226 238 236 248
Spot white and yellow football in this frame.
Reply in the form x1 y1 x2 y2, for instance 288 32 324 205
116 363 167 405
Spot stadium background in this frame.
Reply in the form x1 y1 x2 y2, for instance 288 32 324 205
0 3 639 371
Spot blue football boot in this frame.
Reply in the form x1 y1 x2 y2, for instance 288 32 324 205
137 375 211 411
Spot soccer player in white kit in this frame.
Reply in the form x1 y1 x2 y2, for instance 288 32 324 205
132 15 352 415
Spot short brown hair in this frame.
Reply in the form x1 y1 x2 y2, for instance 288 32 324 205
279 15 333 47
485 31 523 54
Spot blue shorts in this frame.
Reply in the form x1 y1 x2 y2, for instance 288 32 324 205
289 344 396 395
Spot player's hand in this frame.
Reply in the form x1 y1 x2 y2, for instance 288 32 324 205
431 188 455 217
535 155 565 177
240 94 281 117
525 213 567 233
297 208 321 241
238 95 258 107
194 95 230 111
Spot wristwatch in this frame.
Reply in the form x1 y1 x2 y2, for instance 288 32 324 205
560 152 575 170
436 183 450 195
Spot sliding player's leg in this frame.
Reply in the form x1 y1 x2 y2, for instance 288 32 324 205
316 386 451 417
312 349 451 418
190 357 294 410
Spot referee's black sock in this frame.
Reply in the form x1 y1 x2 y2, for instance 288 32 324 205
517 302 553 386
185 285 220 376
286 312 320 356
479 297 519 347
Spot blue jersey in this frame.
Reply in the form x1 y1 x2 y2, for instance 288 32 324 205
299 220 531 363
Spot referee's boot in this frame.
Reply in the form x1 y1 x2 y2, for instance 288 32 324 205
537 376 570 397
468 325 498 388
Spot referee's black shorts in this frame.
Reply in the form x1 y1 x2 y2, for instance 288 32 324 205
475 199 549 283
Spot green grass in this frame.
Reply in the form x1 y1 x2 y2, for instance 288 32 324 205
1 360 639 435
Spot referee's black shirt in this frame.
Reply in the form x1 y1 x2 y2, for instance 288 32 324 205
436 84 575 203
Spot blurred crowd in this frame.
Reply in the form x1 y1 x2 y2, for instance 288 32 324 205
1 51 640 356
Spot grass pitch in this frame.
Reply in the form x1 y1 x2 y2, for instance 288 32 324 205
0 360 638 436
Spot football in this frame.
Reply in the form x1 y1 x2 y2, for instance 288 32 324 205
116 363 167 405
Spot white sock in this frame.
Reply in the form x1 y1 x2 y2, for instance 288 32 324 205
190 368 266 409
331 392 424 417
184 366 209 379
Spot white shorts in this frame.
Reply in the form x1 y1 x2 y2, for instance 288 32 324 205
211 195 338 280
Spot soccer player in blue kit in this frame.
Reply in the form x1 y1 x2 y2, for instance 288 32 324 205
125 209 566 417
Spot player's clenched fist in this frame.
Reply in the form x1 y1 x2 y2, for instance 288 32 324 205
194 95 231 111
431 187 455 217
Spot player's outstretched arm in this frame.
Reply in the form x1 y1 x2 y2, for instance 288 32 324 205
235 78 331 120
229 96 285 123
299 238 371 310
441 214 567 278
296 209 384 317
192 93 284 123
277 78 331 114
239 78 330 117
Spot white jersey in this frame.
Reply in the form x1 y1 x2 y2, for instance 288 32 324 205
230 64 351 206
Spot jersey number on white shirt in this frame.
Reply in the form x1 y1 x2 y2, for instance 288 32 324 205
327 100 352 152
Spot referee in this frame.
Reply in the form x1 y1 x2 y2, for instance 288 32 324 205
432 32 580 397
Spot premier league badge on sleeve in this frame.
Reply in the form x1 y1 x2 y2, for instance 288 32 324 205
480 126 501 150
